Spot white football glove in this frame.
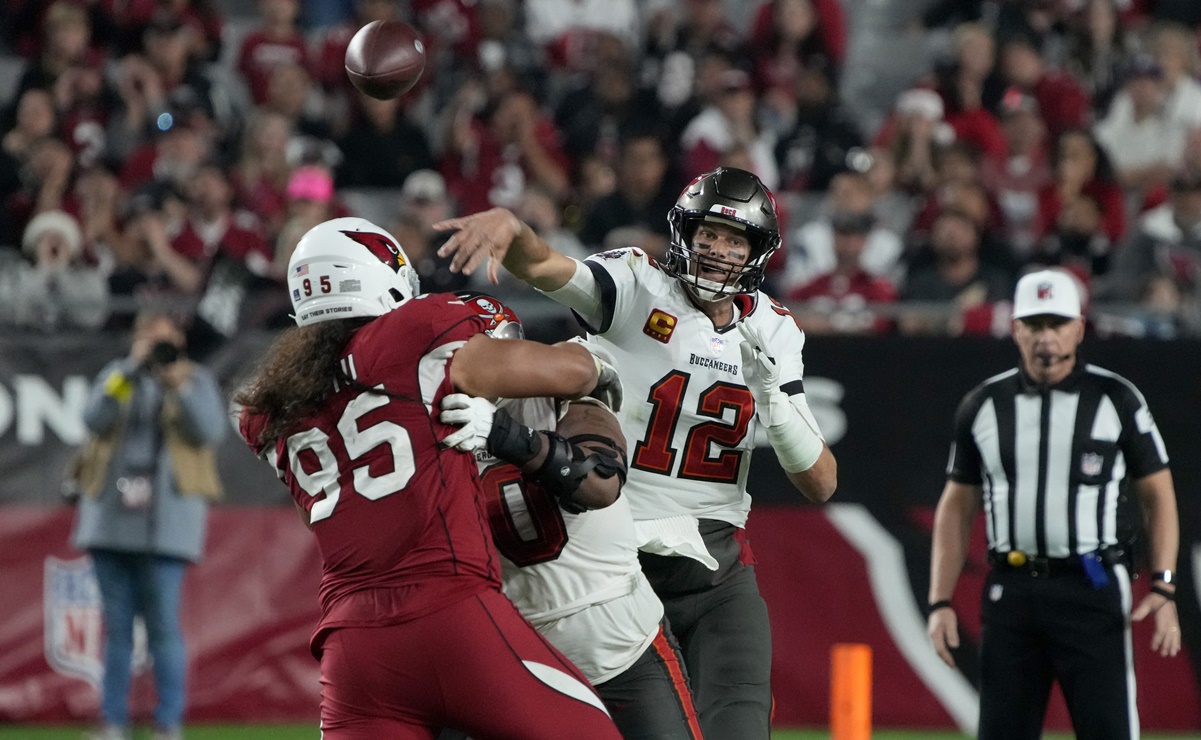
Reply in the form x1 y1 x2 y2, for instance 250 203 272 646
568 337 623 412
439 393 497 452
737 321 785 426
736 320 825 473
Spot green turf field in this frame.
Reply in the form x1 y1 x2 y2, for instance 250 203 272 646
0 728 1197 740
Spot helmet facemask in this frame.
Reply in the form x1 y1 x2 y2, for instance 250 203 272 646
667 216 774 302
665 168 782 302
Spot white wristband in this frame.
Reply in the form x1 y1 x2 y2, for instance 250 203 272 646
763 391 825 473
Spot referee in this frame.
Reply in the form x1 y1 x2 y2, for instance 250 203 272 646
926 269 1181 739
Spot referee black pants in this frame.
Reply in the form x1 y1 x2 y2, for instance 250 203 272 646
978 564 1137 740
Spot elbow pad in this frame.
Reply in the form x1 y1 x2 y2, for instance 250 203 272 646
532 432 626 514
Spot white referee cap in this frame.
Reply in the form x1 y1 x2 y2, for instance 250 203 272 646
1012 269 1082 320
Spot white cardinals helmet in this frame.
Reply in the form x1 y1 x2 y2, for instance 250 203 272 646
287 217 421 326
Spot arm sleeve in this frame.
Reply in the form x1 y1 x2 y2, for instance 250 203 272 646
541 249 649 336
539 257 604 330
946 390 985 485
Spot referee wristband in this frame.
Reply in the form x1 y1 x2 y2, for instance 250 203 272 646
1150 585 1176 602
928 599 954 615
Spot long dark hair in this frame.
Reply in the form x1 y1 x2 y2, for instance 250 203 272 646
235 319 367 446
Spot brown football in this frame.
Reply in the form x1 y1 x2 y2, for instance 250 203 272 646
344 20 426 100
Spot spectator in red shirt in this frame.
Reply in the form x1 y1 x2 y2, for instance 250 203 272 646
11 2 97 105
928 22 1008 162
237 0 309 106
998 33 1092 138
118 101 215 193
680 68 779 190
440 88 570 215
314 0 400 93
788 210 897 334
172 161 273 278
231 109 294 240
54 64 122 169
1037 128 1125 244
749 0 846 71
747 0 844 136
982 87 1053 257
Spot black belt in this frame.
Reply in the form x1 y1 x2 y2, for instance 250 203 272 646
988 548 1128 577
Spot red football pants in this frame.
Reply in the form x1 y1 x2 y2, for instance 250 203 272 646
318 588 622 739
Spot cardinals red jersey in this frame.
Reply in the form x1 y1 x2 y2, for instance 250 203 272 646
240 294 499 654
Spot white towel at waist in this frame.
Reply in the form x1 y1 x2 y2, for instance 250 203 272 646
634 514 719 571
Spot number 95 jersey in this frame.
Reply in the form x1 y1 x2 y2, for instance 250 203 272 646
240 295 502 654
576 248 809 527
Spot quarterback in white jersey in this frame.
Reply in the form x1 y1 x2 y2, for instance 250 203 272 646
575 245 809 530
439 292 704 739
435 168 837 739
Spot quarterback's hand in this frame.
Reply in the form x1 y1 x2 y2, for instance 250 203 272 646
439 393 497 452
737 321 782 425
433 208 523 284
927 608 960 668
568 337 623 412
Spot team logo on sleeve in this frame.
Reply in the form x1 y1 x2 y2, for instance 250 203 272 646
643 309 678 343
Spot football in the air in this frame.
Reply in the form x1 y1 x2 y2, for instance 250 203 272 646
344 20 426 100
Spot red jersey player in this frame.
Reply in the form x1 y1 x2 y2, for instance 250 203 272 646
236 217 622 739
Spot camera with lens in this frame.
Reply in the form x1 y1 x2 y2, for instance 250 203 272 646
145 340 181 369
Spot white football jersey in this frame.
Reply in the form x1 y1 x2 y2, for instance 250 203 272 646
476 396 663 684
572 248 810 527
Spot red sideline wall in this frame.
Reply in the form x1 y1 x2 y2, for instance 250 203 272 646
3 333 1199 731
2 505 1196 731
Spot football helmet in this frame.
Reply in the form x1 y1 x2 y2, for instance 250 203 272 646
454 290 524 340
665 167 782 301
287 217 421 327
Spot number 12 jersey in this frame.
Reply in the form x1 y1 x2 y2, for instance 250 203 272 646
573 248 810 528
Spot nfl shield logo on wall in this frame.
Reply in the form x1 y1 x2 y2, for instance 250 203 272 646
1080 452 1104 477
44 556 149 688
44 556 105 686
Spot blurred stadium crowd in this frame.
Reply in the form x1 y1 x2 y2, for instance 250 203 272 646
1 0 1200 348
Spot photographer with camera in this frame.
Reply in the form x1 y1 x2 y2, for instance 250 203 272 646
69 310 225 740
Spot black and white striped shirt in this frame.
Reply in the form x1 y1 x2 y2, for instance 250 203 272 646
947 362 1170 559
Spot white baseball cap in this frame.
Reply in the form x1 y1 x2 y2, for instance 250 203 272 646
1012 269 1082 320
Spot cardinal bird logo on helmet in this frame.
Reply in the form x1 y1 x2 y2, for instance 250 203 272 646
340 230 406 272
